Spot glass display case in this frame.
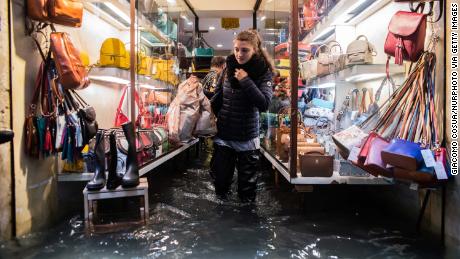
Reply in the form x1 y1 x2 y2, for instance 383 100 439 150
257 0 413 184
56 0 197 181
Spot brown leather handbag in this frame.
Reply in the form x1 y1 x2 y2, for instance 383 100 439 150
299 151 333 177
27 0 83 27
50 32 89 90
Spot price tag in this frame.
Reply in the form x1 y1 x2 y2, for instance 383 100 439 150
347 146 360 163
306 138 314 144
421 149 436 167
434 161 448 180
410 183 419 190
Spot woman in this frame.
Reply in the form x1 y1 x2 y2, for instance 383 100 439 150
210 29 274 202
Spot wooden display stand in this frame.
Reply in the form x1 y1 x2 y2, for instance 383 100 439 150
83 178 149 231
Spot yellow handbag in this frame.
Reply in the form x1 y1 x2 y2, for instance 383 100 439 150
137 52 150 75
99 38 130 69
79 51 90 67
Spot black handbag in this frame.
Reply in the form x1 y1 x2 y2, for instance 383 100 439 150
68 90 98 144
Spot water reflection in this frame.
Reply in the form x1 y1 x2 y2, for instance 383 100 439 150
0 152 447 258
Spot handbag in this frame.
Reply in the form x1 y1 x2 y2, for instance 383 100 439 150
50 32 89 90
147 90 171 105
70 90 98 144
332 125 368 159
337 88 360 130
328 41 346 72
384 11 427 64
315 44 333 77
357 131 379 164
299 151 333 177
27 0 83 27
393 165 435 184
381 139 423 171
194 87 217 136
99 38 130 69
25 59 60 158
346 35 376 65
114 86 131 127
299 58 317 81
362 135 393 177
302 1 319 31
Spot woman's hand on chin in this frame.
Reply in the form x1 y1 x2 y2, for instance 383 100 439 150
234 68 248 81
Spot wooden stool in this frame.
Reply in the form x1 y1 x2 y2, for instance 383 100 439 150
83 178 149 231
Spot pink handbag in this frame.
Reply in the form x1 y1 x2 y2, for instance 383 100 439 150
363 135 393 177
357 132 379 165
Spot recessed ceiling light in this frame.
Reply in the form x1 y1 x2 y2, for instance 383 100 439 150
187 21 193 25
233 31 237 35
209 26 215 30
217 44 223 48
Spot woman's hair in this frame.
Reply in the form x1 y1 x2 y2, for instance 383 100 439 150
235 29 275 73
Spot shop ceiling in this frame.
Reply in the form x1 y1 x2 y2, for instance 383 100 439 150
185 0 290 50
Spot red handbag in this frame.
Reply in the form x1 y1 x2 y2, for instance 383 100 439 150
384 11 427 64
114 86 153 129
114 86 131 127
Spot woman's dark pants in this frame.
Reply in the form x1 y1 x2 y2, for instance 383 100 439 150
210 144 259 202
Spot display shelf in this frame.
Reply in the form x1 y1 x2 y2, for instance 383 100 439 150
301 0 392 44
89 67 174 91
304 63 405 88
260 146 393 185
139 138 199 176
57 138 199 182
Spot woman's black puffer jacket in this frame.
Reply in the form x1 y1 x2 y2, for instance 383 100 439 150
211 54 273 141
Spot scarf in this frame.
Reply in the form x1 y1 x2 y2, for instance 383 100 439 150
226 54 269 88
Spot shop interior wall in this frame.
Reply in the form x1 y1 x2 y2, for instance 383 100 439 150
0 0 13 240
10 0 59 237
9 0 132 236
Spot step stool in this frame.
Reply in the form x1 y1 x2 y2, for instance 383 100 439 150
83 178 149 231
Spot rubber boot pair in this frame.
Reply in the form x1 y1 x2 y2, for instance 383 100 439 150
86 122 139 191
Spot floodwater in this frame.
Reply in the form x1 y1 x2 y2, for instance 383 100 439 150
0 149 454 258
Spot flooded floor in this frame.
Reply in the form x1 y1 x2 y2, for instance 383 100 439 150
0 148 453 258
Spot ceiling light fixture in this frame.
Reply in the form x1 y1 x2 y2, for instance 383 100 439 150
261 16 266 21
209 26 215 30
217 44 223 48
104 2 130 24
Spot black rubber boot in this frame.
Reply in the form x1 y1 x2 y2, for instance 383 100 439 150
236 150 259 203
86 130 106 191
210 144 236 199
106 131 122 190
121 122 140 188
0 129 14 144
